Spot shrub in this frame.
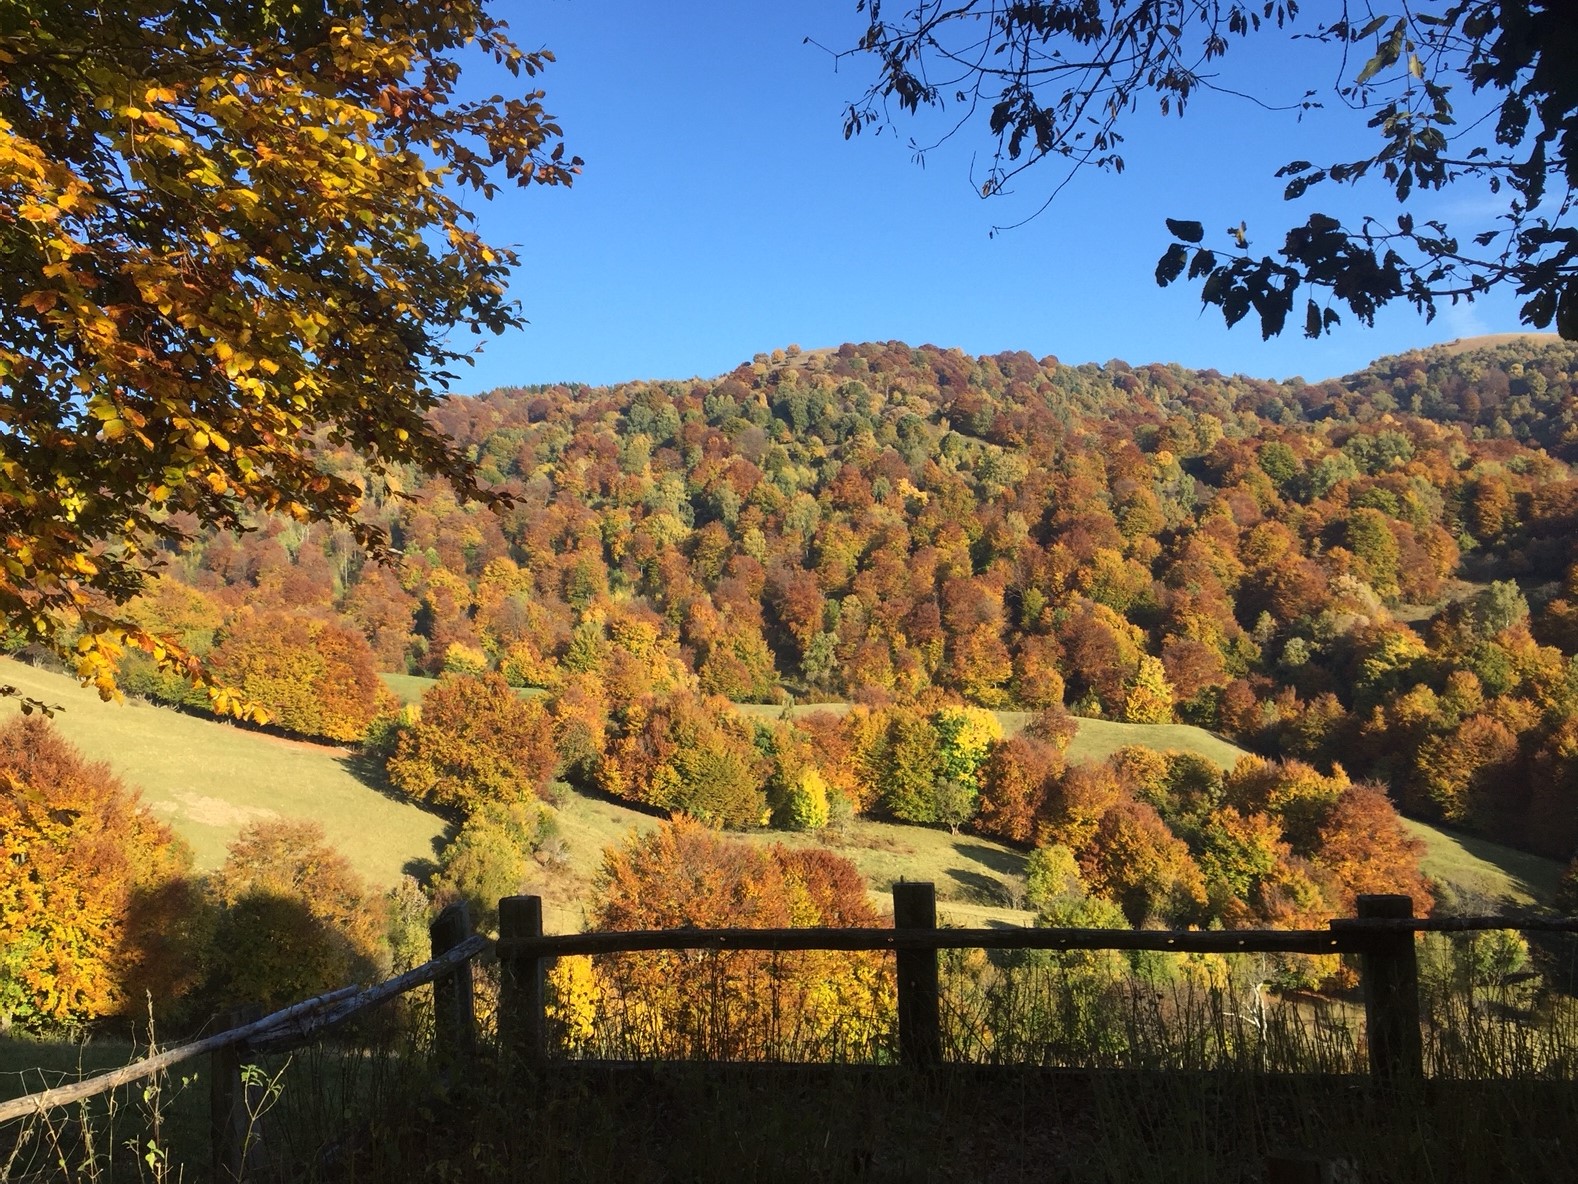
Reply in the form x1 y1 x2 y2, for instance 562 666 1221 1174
430 801 557 933
203 819 384 1011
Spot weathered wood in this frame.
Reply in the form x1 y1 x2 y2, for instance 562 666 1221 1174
247 935 491 1054
893 882 941 1067
0 986 355 1127
1357 894 1423 1081
497 924 1350 961
430 902 477 1067
211 1005 262 1184
498 895 547 1068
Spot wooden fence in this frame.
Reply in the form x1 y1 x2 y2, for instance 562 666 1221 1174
491 887 1444 1078
4 886 1577 1181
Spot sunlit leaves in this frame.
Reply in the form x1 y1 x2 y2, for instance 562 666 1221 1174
0 1 579 698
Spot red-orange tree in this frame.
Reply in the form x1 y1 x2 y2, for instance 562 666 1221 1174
210 608 387 742
585 818 894 1059
0 716 198 1030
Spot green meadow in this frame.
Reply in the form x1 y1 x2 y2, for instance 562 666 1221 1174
0 659 448 888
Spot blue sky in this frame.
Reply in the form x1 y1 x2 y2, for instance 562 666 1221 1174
455 2 1532 393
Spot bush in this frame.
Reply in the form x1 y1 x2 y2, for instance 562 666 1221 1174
430 801 557 933
203 819 384 1011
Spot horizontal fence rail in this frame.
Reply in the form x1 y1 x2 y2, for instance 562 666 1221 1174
1 908 490 1184
496 926 1359 958
493 889 1556 1080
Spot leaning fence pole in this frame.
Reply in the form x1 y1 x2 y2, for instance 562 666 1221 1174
1356 893 1423 1081
892 881 942 1066
430 902 477 1068
499 894 547 1068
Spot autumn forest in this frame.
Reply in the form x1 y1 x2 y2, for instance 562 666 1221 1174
8 333 1578 1033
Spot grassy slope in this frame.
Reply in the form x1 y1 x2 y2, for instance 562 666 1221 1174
538 787 1032 933
1401 818 1563 909
736 703 1248 770
0 659 448 889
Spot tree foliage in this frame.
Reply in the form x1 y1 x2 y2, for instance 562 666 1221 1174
0 716 197 1029
0 0 577 693
203 818 384 1011
842 2 1577 340
386 671 558 813
210 608 387 741
584 818 893 1059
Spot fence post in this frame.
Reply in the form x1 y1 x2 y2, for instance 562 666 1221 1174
498 895 547 1068
893 881 942 1067
1357 893 1422 1082
429 902 476 1069
210 1004 261 1184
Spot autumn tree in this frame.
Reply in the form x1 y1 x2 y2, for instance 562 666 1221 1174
386 672 558 814
975 734 1064 845
585 818 893 1059
595 690 767 827
203 819 384 1011
0 0 578 695
1310 784 1433 914
1080 799 1209 926
210 608 387 741
0 717 200 1030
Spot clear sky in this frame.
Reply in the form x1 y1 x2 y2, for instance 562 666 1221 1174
455 2 1531 393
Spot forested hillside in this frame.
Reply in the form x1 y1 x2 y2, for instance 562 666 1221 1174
84 336 1578 847
13 334 1578 1029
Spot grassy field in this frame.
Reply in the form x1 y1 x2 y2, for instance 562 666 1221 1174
735 702 1250 769
379 671 437 706
1402 817 1563 909
0 659 448 888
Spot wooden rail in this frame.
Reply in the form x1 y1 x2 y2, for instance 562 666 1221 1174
495 889 1441 1079
0 905 488 1184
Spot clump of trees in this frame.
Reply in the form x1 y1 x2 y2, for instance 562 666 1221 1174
563 818 893 1059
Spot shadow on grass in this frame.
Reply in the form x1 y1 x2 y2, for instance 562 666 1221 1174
948 867 1017 907
954 840 1028 878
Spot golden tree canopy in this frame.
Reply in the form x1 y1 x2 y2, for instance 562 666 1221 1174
0 0 577 697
